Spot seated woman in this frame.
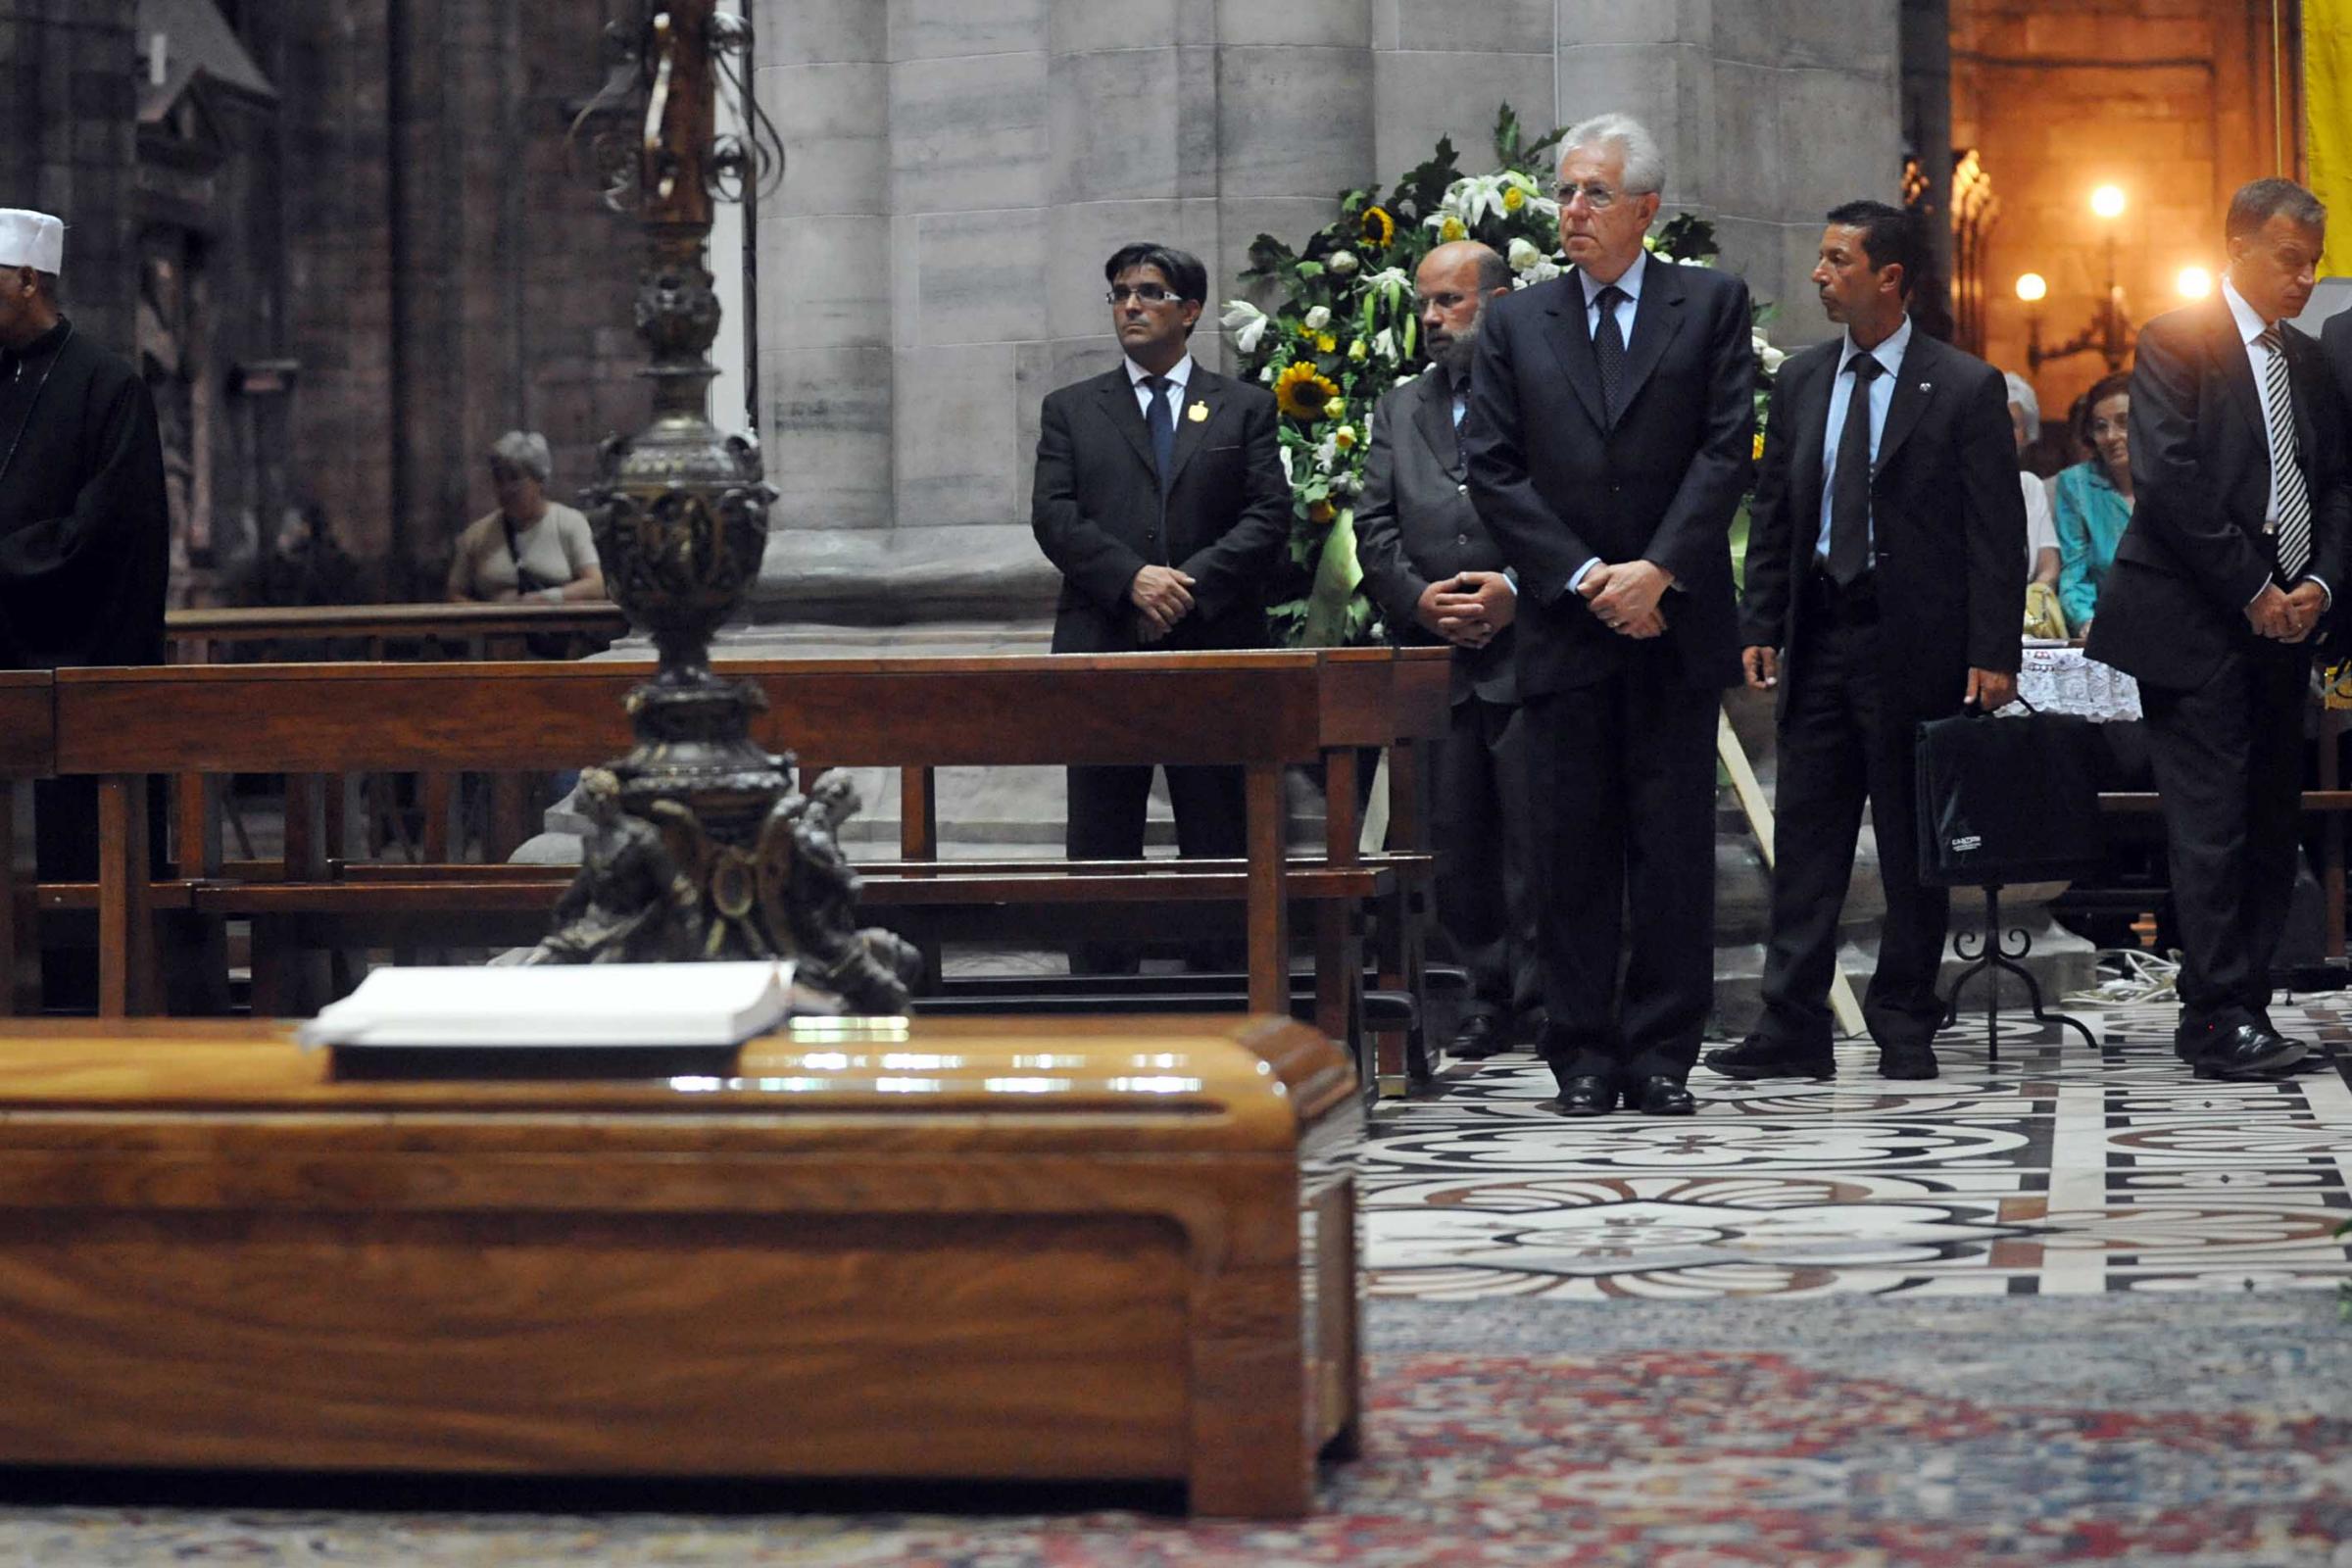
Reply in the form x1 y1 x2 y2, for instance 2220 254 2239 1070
2050 373 2133 638
446 430 606 604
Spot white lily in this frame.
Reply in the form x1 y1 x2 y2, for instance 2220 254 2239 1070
1221 299 1269 355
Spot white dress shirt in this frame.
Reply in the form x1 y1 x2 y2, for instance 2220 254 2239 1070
1126 353 1194 424
2220 276 2328 606
1813 314 1913 564
1565 250 1651 595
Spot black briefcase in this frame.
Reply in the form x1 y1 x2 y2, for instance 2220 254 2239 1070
1914 709 2106 888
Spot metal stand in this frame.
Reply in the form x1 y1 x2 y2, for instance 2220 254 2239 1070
1937 883 2099 1062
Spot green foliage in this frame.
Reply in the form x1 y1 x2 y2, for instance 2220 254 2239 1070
1222 103 1780 648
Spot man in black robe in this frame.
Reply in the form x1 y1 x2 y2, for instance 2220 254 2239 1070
0 209 172 1004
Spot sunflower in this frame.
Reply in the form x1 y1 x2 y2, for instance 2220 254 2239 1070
1359 205 1396 250
1274 362 1341 420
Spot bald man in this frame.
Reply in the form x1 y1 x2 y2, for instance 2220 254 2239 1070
1354 240 1541 1063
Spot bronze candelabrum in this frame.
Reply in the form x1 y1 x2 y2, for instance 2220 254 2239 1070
533 1 916 1013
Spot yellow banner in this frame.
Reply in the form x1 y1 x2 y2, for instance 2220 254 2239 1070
2315 0 2352 273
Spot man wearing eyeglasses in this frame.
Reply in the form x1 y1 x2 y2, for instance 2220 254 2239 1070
1461 115 1757 1117
1031 241 1290 973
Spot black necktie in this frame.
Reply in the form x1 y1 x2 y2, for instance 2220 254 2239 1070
1145 375 1176 492
1592 285 1627 424
1827 353 1882 587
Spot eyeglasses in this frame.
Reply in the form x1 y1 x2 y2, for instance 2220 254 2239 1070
1554 181 1642 211
1105 284 1178 306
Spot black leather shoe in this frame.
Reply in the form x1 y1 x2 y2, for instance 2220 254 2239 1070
1449 1013 1510 1060
1702 1036 1836 1081
1631 1076 1696 1116
1877 1043 1939 1080
2190 1023 2305 1081
1551 1074 1616 1117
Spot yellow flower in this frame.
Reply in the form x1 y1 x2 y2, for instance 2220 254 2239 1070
1307 499 1335 524
1315 332 1337 353
1359 206 1396 250
1348 338 1368 362
1502 184 1526 213
1274 362 1341 420
1439 216 1467 242
1333 424 1358 451
1752 431 1766 461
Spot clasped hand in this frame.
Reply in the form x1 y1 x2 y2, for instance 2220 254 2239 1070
1579 560 1671 639
1418 570 1516 649
2246 581 2326 644
1130 564 1197 642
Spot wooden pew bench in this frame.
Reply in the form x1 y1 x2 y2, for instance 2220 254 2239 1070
51 651 1448 1077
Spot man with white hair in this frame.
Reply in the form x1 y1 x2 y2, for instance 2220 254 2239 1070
0 207 172 1004
1462 115 1757 1117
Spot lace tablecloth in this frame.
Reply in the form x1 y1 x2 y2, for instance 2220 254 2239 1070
2012 643 2141 722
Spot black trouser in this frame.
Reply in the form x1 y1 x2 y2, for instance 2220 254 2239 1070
1524 645 1719 1084
1428 695 1541 1024
1064 763 1247 974
1755 576 1948 1051
2139 640 2306 1027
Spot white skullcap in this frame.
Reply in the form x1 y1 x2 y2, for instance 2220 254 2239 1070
0 210 63 273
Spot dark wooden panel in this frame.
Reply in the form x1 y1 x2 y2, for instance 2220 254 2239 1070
0 672 52 779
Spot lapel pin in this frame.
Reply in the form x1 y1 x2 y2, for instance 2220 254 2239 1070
1187 402 1209 423
1918 382 1932 393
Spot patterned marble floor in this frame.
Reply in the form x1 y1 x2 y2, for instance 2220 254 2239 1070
1362 998 2352 1302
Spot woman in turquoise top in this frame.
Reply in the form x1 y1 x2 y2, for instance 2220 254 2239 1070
2051 371 2134 636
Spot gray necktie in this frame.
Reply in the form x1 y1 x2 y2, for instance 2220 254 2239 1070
1827 354 1882 587
2256 325 2312 581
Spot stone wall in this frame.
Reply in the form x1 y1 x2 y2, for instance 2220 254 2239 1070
0 0 138 354
1951 0 2288 426
746 0 1906 628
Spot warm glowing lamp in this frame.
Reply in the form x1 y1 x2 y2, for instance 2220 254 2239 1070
2176 266 2214 300
2090 185 2127 220
2015 272 2048 303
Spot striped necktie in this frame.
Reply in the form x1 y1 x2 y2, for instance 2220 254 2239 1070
2256 324 2312 582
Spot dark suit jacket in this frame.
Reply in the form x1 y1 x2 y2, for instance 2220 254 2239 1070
1461 258 1756 697
1353 367 1516 705
1031 363 1291 654
2087 300 2352 690
1740 329 2026 725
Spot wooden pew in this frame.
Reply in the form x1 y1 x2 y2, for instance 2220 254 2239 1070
0 1013 1363 1517
0 671 54 1016
56 652 1445 1045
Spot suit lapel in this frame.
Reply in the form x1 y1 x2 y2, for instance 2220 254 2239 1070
2287 326 2324 466
1540 275 1610 433
1612 258 1689 421
1788 348 1834 533
2212 304 2269 451
1409 371 1463 475
1162 367 1220 491
1872 332 1936 475
1095 368 1159 480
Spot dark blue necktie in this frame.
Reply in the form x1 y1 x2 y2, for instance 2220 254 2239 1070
1146 375 1176 491
1592 285 1628 424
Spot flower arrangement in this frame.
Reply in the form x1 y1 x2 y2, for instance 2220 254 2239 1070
1222 106 1780 647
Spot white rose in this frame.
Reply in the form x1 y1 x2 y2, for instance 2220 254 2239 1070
1759 343 1786 373
1328 250 1359 276
1506 237 1543 272
1303 305 1331 331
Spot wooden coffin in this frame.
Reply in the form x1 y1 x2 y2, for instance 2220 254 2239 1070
0 1014 1363 1517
